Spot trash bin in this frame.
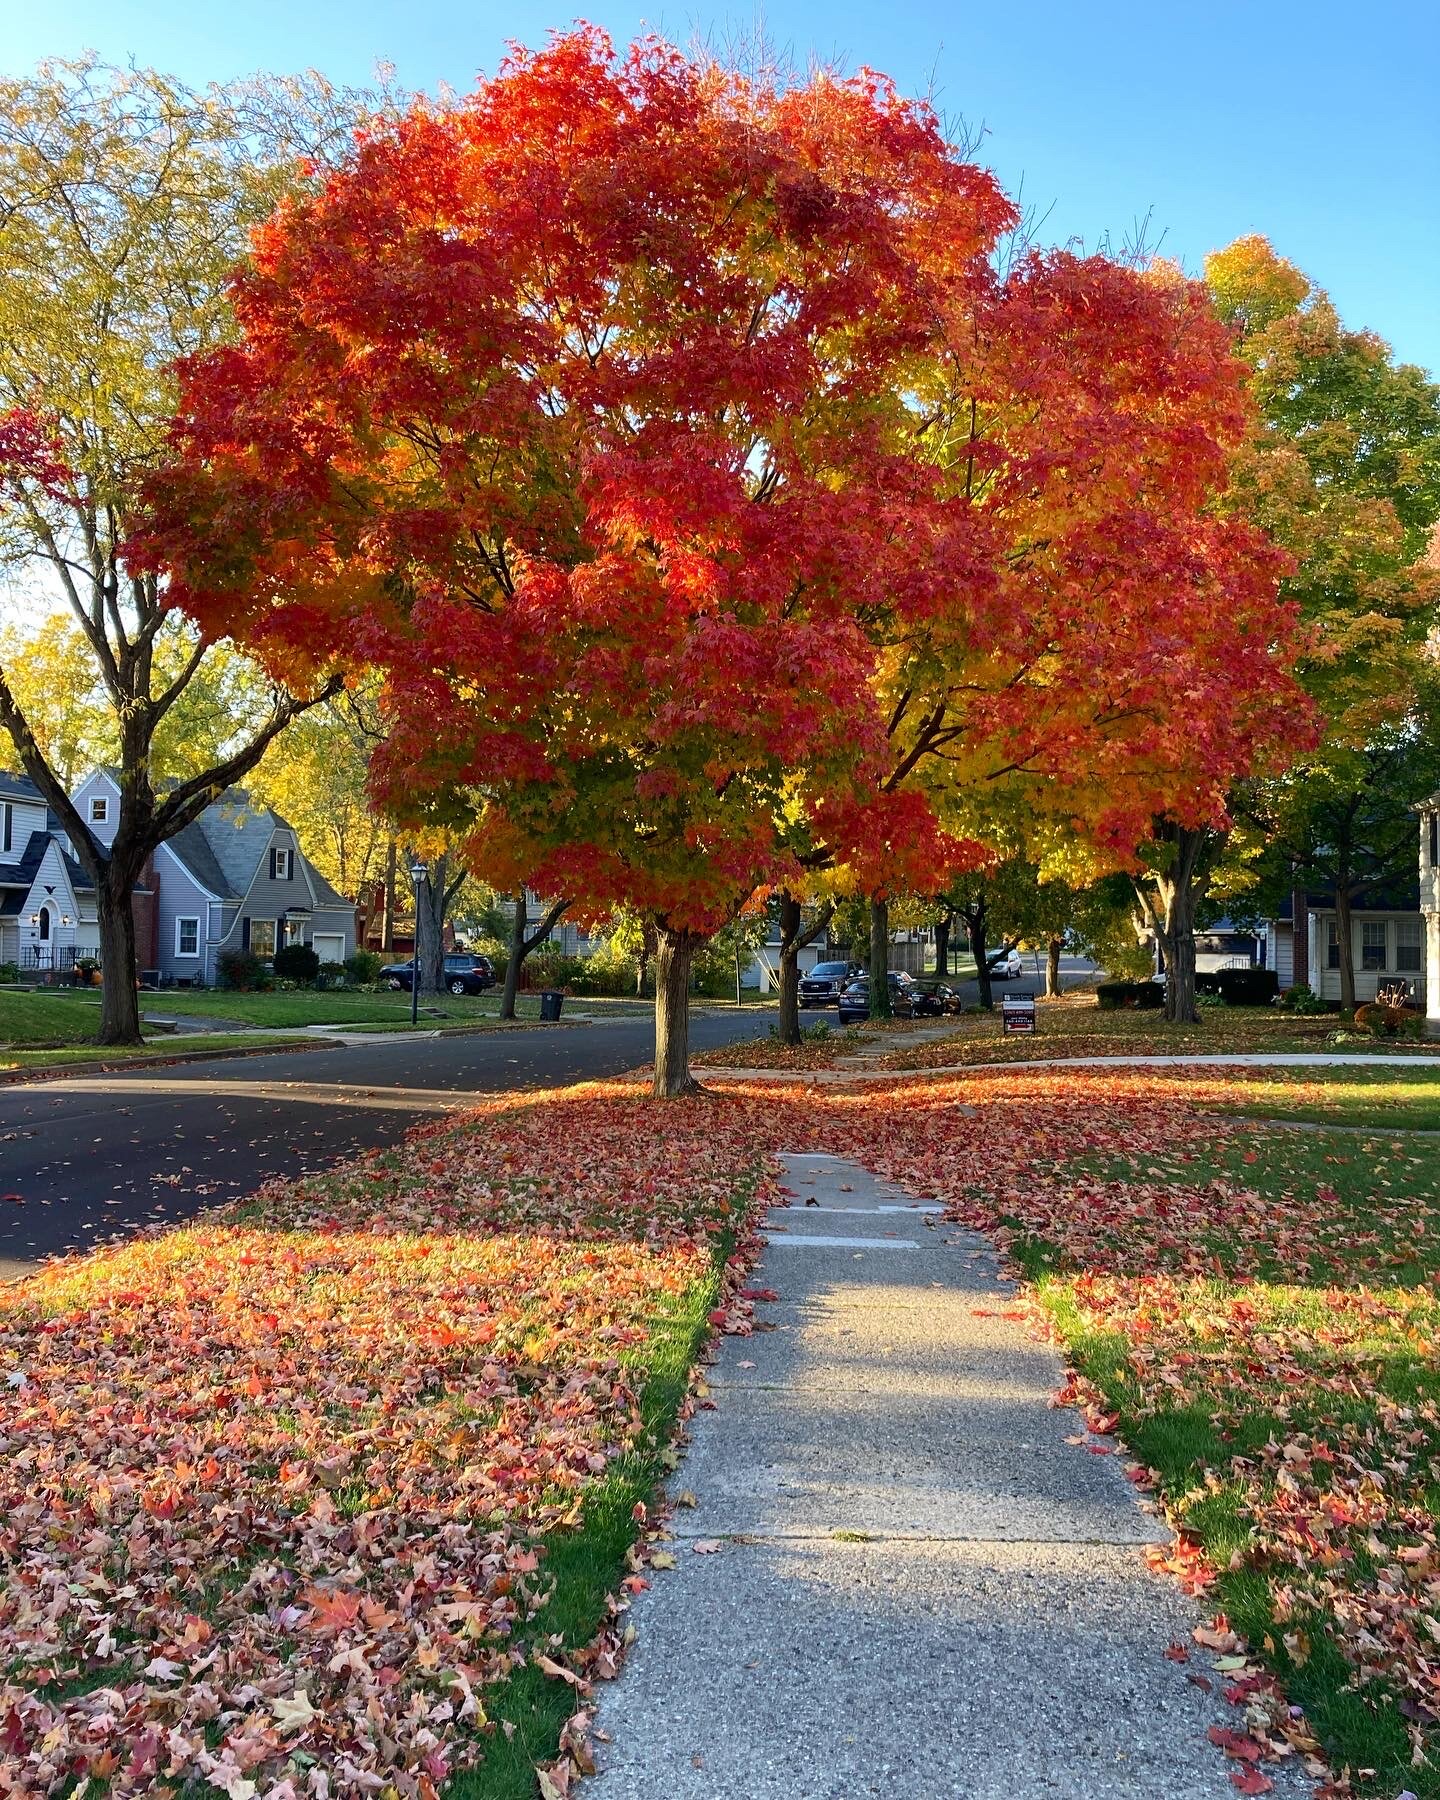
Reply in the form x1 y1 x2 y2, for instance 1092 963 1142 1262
539 988 564 1022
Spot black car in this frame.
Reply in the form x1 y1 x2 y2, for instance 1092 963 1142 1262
906 982 949 1019
798 959 861 1008
379 953 496 996
837 970 919 1023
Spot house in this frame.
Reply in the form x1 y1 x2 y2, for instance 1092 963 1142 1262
0 769 152 972
1261 885 1427 1008
1 769 355 985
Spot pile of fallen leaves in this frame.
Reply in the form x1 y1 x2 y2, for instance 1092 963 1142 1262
0 1085 768 1798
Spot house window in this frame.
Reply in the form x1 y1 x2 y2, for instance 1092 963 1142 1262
1326 922 1340 970
89 796 108 824
1396 918 1424 973
248 919 276 959
270 846 292 881
284 917 306 946
1362 921 1388 972
175 916 200 958
36 906 51 942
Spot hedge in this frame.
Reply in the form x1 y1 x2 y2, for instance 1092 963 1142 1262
1095 979 1165 1010
1196 967 1279 1005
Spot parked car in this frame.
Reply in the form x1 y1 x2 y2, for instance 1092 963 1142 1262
987 947 1023 981
379 953 496 995
837 970 919 1023
933 982 967 1015
798 959 861 1008
906 982 950 1019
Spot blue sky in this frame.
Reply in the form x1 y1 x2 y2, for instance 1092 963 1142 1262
7 0 1438 376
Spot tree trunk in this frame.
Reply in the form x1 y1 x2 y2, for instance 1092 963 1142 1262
1045 936 1063 999
777 892 803 1046
966 904 993 1011
1335 885 1357 1016
500 890 525 1020
96 872 142 1045
868 898 891 1020
653 923 702 1098
381 840 397 953
934 912 951 979
1136 823 1207 1025
413 854 447 996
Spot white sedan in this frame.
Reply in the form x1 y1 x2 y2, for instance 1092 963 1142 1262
988 947 1023 981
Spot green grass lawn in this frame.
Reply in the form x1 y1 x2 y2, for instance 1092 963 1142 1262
0 985 660 1044
1209 1063 1440 1130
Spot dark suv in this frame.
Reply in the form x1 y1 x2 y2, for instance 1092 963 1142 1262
798 960 860 1008
379 953 496 995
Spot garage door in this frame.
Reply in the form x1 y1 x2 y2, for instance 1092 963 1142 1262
314 934 346 965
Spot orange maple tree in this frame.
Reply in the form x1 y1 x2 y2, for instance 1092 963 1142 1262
154 29 1303 1091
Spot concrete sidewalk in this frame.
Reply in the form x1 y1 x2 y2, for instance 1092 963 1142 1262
592 1154 1310 1799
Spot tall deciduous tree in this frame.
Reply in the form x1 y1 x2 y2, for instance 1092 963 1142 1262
1173 237 1440 1021
0 62 391 1040
155 33 1304 1091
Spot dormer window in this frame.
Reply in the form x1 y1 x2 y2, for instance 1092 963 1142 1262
270 845 292 881
89 796 108 823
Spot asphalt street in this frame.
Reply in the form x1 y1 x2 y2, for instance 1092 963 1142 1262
0 1007 775 1278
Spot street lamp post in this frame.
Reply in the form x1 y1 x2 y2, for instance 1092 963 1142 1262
408 857 429 1027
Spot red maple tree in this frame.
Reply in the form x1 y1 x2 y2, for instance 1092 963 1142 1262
153 30 1305 1092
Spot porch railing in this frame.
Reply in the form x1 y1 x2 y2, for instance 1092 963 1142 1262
18 944 79 973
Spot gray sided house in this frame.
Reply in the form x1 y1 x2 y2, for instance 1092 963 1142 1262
73 773 356 985
0 769 112 972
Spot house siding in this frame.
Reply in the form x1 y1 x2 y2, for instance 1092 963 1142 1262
155 844 219 984
18 840 94 967
68 771 120 852
1312 910 1427 1007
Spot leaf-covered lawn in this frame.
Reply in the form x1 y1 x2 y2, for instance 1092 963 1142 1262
8 1061 1440 1797
0 1086 767 1798
871 998 1440 1070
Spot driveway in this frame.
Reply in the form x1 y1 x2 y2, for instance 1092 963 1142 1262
0 1007 774 1278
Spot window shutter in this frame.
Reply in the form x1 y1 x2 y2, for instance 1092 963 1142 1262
268 847 277 879
241 917 251 949
2 804 10 854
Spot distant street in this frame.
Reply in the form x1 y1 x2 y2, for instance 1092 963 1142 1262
0 1008 775 1277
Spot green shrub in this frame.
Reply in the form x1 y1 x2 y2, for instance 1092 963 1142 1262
273 942 321 983
317 960 348 987
1095 979 1164 1010
1276 982 1328 1014
218 948 268 991
0 961 18 984
345 948 382 985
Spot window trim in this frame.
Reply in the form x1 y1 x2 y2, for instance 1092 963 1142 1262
174 915 201 958
248 917 278 960
271 845 292 881
89 795 109 824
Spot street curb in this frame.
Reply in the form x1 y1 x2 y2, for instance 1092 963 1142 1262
0 1035 345 1089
